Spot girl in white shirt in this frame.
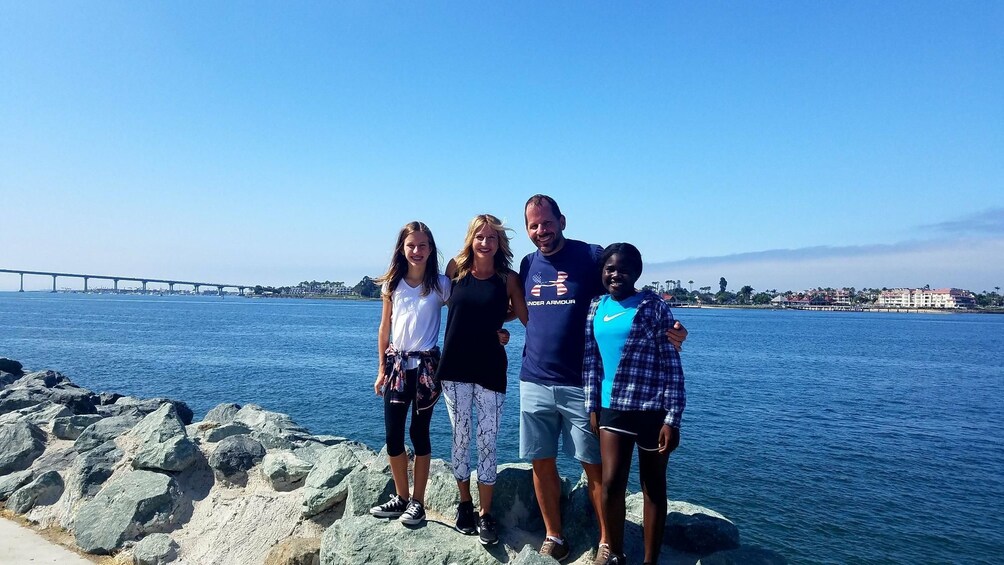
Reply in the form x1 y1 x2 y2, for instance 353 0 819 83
369 221 451 526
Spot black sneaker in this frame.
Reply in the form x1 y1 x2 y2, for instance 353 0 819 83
399 499 426 526
455 500 477 535
540 537 570 562
477 513 498 546
369 494 408 518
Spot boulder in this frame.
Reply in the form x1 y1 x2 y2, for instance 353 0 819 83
491 463 546 532
52 414 105 440
264 537 321 565
129 404 198 472
7 470 64 514
99 392 123 405
134 435 200 473
205 422 252 443
301 444 363 517
209 435 265 485
75 414 141 452
511 544 561 564
73 470 182 554
0 400 73 426
698 546 788 565
342 467 394 517
233 405 312 449
0 371 99 414
626 497 740 555
0 357 24 376
261 451 314 491
320 515 496 564
0 371 19 388
204 402 241 424
67 440 124 497
101 397 193 425
133 533 179 565
423 457 465 516
0 420 46 475
0 469 34 501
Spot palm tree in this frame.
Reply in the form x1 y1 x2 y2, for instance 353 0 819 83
688 280 694 292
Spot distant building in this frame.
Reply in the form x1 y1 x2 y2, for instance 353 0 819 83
877 288 975 309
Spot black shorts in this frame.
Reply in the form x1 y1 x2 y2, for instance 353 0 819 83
598 408 668 451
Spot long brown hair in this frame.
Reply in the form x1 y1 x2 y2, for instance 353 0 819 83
452 214 514 282
376 221 441 297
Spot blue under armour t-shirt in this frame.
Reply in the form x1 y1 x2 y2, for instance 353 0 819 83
519 239 604 387
593 293 643 408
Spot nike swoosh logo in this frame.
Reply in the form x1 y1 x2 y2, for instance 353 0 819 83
603 312 626 322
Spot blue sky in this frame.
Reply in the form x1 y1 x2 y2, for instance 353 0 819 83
2 2 1001 292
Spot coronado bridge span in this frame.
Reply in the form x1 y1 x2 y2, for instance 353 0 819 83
0 269 254 295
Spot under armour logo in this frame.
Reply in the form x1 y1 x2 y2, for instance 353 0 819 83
531 271 568 297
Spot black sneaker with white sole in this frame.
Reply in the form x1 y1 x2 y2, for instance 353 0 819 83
455 500 477 535
399 499 426 526
477 513 499 546
369 494 408 518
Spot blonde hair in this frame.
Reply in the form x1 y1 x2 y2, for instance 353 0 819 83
452 214 514 282
375 221 442 297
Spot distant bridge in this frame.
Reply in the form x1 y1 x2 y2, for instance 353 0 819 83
0 268 254 295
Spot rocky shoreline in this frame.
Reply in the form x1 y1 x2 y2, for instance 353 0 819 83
0 357 786 565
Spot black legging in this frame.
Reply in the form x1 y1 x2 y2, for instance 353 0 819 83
384 368 434 456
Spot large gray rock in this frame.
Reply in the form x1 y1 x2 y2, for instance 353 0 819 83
511 544 561 564
0 370 99 415
491 463 546 532
129 404 198 472
134 435 199 473
0 469 34 501
0 420 46 475
100 397 193 425
0 371 19 389
423 457 464 516
626 497 740 555
133 533 179 565
52 414 105 440
0 400 73 426
67 440 124 497
698 546 788 565
0 357 24 376
205 422 252 443
7 470 64 514
233 405 312 449
301 444 363 517
264 537 320 565
73 470 182 554
75 414 141 452
204 402 241 424
342 467 394 517
321 515 496 565
208 435 265 485
262 451 314 492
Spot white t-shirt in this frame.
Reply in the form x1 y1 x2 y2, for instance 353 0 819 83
384 274 451 368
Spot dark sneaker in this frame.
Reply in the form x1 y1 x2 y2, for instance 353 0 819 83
540 537 570 562
477 513 499 546
369 494 408 518
399 499 426 526
455 500 477 535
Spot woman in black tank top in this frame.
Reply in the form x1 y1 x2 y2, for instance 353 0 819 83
437 214 528 544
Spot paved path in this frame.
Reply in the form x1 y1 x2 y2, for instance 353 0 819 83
0 517 94 564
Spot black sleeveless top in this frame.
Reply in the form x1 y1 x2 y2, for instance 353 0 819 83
436 273 510 393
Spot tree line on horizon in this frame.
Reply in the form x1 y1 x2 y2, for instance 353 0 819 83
253 277 1002 308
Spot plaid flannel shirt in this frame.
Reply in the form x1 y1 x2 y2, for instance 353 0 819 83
583 289 686 427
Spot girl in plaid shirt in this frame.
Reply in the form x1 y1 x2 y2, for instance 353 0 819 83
583 242 686 565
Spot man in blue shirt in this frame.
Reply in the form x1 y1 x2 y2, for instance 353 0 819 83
518 194 687 561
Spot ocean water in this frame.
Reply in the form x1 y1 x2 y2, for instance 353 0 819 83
1 292 1002 564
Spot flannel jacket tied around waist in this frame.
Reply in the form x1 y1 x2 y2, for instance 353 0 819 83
583 289 686 427
383 345 441 412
